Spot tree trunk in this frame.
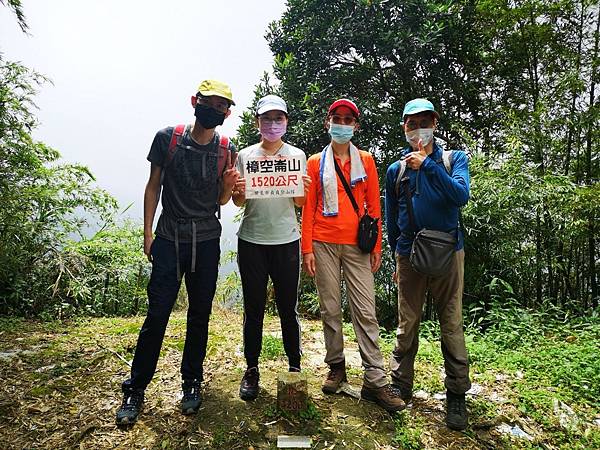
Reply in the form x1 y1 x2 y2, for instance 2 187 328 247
585 5 599 179
424 291 434 322
134 264 143 314
590 220 598 309
103 273 110 307
536 212 543 305
575 245 582 307
564 2 586 175
585 6 599 309
114 275 119 315
543 210 556 302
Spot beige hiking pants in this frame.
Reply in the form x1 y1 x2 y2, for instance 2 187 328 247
313 241 387 388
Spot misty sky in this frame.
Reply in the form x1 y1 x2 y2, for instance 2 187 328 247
0 0 287 253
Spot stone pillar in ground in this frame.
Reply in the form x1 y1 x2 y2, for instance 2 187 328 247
277 372 308 414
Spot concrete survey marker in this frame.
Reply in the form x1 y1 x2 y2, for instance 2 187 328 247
277 372 308 414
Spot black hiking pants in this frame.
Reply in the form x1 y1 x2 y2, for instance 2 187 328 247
238 238 302 370
122 236 219 392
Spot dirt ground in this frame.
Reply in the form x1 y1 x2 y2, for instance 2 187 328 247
0 308 576 449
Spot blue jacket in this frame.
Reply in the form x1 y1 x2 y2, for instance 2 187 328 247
385 144 470 256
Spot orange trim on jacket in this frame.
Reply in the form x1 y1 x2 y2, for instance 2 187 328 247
301 148 382 254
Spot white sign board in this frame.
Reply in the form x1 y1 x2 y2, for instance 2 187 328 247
244 155 304 199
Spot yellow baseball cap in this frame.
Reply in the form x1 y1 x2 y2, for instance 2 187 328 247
196 79 235 105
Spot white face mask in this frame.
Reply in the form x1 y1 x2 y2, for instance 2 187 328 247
405 128 434 147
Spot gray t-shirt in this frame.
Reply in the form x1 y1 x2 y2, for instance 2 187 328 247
147 125 236 243
236 143 306 245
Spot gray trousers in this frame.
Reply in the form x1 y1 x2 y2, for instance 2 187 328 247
314 241 387 388
390 250 471 394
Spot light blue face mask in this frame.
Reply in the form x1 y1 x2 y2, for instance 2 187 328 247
329 123 354 144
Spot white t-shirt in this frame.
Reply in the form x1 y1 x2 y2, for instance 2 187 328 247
236 142 306 245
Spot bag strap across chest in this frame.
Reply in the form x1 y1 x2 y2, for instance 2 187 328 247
333 157 361 217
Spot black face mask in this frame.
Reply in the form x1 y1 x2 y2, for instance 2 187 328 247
195 103 226 129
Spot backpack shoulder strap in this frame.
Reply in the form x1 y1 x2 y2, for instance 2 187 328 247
394 159 407 197
217 134 232 177
441 149 465 231
442 149 453 174
165 124 186 168
160 124 186 187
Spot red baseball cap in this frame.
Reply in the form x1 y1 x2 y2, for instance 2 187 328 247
328 98 360 118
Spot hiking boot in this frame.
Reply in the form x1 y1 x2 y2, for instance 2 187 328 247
239 367 260 401
181 379 202 415
390 383 413 403
116 388 144 425
321 363 347 394
361 384 406 413
446 391 468 430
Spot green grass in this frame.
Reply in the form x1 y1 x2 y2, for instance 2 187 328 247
104 321 141 335
380 330 445 393
469 326 600 411
164 338 185 352
346 366 363 378
382 304 600 449
379 327 397 355
298 401 321 421
206 333 228 357
467 396 498 422
413 362 444 393
0 317 25 332
260 335 285 360
415 338 444 365
393 410 424 450
263 400 322 427
466 306 600 448
29 385 53 397
342 322 357 342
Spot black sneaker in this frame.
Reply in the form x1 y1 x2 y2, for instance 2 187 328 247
181 379 202 415
446 391 468 430
239 367 260 401
289 366 301 373
116 388 144 425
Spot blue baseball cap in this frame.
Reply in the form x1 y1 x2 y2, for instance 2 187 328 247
402 98 439 120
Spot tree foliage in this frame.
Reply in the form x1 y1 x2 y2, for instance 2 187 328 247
238 0 600 321
0 0 28 32
0 58 149 317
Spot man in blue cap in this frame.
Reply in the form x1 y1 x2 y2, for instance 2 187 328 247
384 98 471 430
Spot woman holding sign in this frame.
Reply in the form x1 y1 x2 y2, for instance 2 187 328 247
232 95 311 401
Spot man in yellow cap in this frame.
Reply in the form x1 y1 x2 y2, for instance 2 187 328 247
116 80 239 425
